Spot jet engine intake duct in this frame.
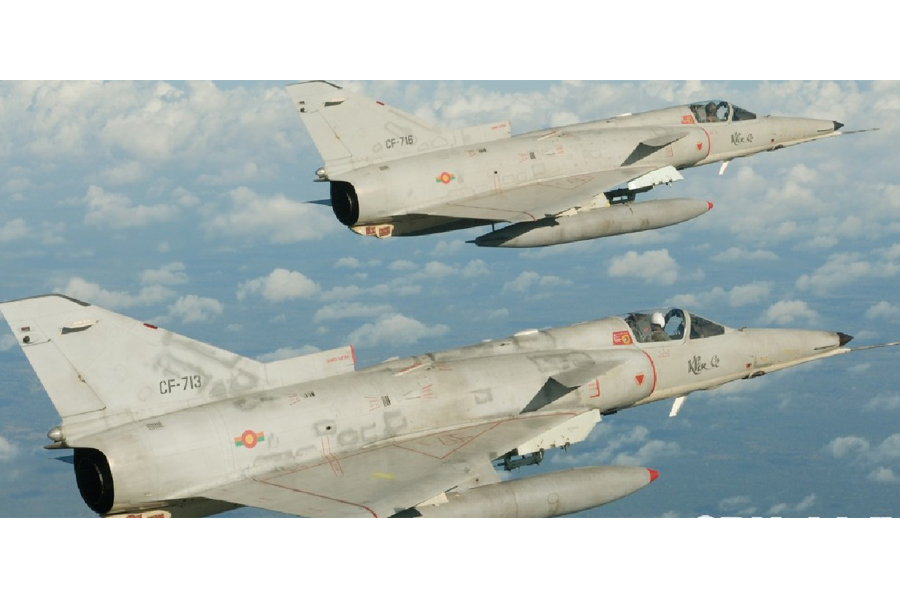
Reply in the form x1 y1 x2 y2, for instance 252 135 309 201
330 181 360 226
74 448 114 514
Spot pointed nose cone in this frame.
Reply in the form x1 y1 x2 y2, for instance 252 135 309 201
838 332 854 347
833 121 845 132
648 468 659 483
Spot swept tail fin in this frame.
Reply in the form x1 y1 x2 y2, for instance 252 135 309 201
286 81 511 176
1 295 354 433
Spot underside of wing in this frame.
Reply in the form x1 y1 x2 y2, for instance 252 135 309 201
409 167 657 224
201 412 582 517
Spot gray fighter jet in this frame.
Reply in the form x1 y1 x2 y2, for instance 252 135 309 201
3 295 896 517
288 82 862 248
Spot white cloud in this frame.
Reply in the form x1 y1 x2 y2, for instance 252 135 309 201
768 494 817 515
390 259 491 282
3 81 307 178
667 282 770 310
82 185 178 228
140 262 188 286
549 423 680 469
848 363 871 375
37 221 66 246
865 393 900 411
461 259 490 278
237 268 320 302
865 301 900 322
56 277 174 309
256 345 321 362
431 239 466 256
196 161 263 186
389 259 416 271
477 308 509 321
611 438 682 467
1 334 16 352
98 160 146 185
313 302 393 323
729 282 771 307
796 251 900 295
826 435 871 459
347 313 449 348
867 467 899 483
204 187 337 244
319 282 422 302
761 300 819 326
503 271 571 293
825 432 900 468
0 216 30 243
167 295 223 324
422 261 456 278
0 435 16 461
172 187 200 208
871 434 900 463
719 496 753 510
711 247 778 262
335 257 361 269
608 249 678 285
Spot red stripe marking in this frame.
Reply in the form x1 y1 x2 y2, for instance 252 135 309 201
641 350 658 395
700 128 712 161
259 480 379 518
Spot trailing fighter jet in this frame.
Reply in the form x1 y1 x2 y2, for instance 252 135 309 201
287 82 864 248
2 295 896 517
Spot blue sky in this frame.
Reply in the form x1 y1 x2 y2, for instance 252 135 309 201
2 79 899 523
2 3 900 594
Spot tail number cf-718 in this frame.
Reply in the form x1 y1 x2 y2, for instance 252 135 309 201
386 135 415 149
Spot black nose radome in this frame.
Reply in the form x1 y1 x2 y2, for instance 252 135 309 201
838 332 853 347
833 121 845 132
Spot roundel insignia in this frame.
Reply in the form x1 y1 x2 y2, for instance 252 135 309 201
235 430 266 448
436 172 456 185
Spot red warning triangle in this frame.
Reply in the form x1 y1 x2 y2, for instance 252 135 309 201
635 373 645 386
696 142 703 151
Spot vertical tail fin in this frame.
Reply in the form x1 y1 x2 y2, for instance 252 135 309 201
1 295 267 423
1 295 357 432
286 81 511 176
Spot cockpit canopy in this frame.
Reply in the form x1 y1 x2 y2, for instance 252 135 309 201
689 101 757 124
623 309 727 344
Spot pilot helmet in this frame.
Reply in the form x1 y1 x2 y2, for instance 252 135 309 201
651 312 665 328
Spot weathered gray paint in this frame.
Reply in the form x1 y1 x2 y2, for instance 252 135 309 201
2 295 888 517
287 82 851 246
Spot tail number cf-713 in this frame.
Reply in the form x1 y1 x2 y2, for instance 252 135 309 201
159 375 203 394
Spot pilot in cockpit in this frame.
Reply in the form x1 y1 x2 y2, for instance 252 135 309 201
650 312 671 342
705 102 718 123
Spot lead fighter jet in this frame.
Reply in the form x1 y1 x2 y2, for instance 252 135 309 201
288 82 864 248
2 295 896 517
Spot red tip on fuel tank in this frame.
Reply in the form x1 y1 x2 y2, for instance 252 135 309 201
707 201 714 211
648 469 659 482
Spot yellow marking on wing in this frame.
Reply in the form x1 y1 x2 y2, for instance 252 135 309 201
371 472 396 479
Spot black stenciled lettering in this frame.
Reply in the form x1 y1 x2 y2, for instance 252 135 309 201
688 355 721 375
